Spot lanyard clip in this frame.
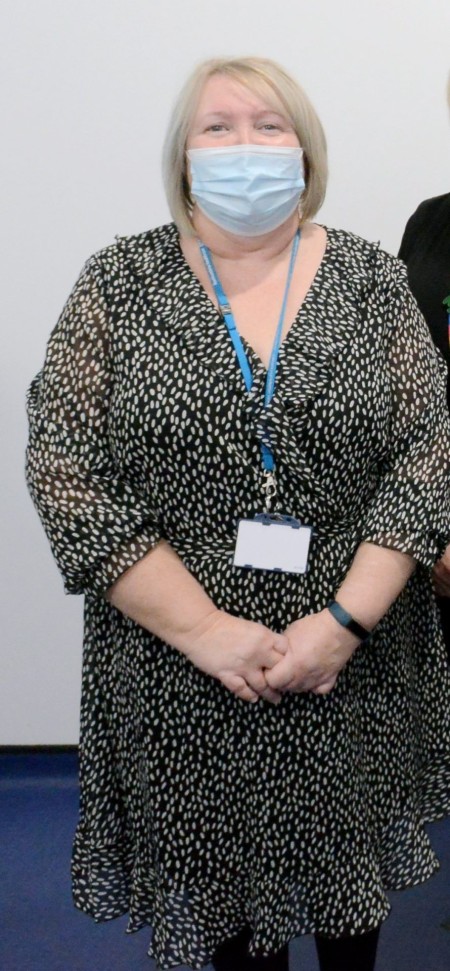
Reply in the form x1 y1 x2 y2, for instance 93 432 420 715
263 470 278 513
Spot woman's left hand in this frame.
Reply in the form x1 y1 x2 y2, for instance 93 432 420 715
433 543 450 597
264 609 360 695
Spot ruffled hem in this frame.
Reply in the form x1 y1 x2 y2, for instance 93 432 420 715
71 805 448 970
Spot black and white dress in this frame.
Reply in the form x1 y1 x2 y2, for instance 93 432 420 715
26 223 450 969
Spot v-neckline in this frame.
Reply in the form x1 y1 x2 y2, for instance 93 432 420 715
175 226 331 376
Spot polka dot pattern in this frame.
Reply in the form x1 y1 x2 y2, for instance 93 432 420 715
26 224 450 969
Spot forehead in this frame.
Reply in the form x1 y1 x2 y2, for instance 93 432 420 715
193 73 285 117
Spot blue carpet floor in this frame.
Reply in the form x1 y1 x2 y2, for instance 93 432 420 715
1 752 450 971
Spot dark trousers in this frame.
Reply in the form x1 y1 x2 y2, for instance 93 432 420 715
211 925 380 971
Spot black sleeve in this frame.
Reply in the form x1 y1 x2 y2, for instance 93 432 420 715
398 204 426 262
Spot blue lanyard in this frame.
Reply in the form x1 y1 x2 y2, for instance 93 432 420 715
199 229 300 475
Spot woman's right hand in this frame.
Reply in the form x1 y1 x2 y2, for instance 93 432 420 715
183 609 289 704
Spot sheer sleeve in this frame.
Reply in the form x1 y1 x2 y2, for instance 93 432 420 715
360 258 450 567
26 256 161 596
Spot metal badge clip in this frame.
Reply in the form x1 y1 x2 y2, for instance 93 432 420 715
263 470 278 513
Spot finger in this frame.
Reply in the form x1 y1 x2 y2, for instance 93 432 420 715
225 674 259 704
265 660 294 692
246 671 282 704
254 682 283 704
312 678 337 695
239 687 260 703
260 687 283 704
246 670 270 693
291 671 329 693
263 645 292 670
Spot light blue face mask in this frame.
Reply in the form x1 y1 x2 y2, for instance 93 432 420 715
187 144 305 236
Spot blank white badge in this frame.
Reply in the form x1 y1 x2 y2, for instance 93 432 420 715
233 515 312 574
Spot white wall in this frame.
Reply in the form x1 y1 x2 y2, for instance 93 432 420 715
1 0 449 744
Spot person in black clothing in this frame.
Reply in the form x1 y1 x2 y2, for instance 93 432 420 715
399 191 450 654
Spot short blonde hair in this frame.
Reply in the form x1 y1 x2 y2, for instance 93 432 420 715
162 56 328 236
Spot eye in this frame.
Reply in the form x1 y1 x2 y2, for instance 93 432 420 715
260 123 280 130
206 123 228 132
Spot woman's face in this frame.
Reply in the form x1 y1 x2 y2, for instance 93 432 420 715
186 74 300 150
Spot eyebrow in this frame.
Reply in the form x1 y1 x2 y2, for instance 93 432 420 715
199 108 288 121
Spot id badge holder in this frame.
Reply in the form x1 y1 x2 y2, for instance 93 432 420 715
233 512 312 574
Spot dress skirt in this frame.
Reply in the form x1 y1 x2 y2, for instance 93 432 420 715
26 223 450 968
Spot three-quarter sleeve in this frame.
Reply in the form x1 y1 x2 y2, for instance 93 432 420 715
360 259 450 567
26 257 161 596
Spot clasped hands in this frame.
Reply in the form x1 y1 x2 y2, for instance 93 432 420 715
185 608 360 704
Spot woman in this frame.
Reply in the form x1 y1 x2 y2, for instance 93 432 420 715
399 189 450 654
26 57 450 971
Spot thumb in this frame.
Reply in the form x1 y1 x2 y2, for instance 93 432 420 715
265 656 293 691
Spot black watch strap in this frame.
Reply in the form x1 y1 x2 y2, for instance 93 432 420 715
326 599 371 642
